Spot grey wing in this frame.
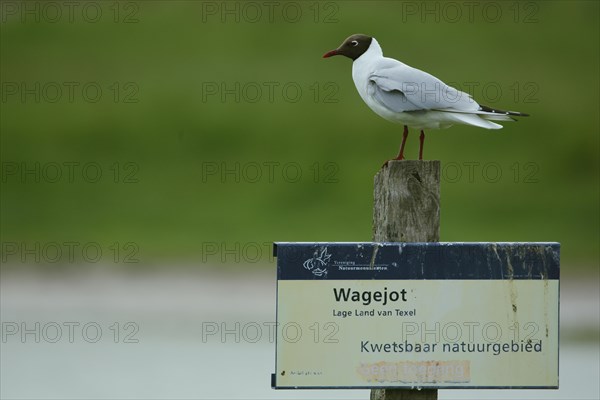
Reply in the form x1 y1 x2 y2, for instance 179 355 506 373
367 78 424 112
368 63 480 113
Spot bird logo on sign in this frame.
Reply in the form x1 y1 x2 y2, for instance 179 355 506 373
303 248 332 277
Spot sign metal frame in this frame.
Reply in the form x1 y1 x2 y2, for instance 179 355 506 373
272 242 560 390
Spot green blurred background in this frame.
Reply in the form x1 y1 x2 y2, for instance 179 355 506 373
1 0 598 273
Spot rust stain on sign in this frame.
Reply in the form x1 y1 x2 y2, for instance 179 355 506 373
357 360 470 384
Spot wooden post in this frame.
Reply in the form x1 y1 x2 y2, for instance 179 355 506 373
371 160 440 400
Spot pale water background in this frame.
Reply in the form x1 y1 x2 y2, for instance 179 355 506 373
1 269 598 400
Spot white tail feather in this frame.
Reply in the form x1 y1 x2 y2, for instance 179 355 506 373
448 113 503 129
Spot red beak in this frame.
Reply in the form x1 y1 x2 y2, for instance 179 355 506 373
323 49 339 58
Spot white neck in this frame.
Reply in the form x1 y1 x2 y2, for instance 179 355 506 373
359 38 383 60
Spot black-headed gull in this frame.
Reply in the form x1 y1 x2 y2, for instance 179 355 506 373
323 34 528 161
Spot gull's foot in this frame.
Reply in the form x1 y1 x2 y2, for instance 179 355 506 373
381 156 405 169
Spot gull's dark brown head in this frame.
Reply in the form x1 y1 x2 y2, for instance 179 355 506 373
323 34 373 61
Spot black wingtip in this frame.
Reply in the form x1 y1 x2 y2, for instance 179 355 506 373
479 105 529 117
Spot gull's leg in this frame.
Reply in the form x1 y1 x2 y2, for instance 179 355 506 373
419 130 425 160
382 125 409 169
394 125 409 160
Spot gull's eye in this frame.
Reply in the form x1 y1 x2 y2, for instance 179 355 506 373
351 40 358 47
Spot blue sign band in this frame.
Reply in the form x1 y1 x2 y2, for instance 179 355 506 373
275 242 560 281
